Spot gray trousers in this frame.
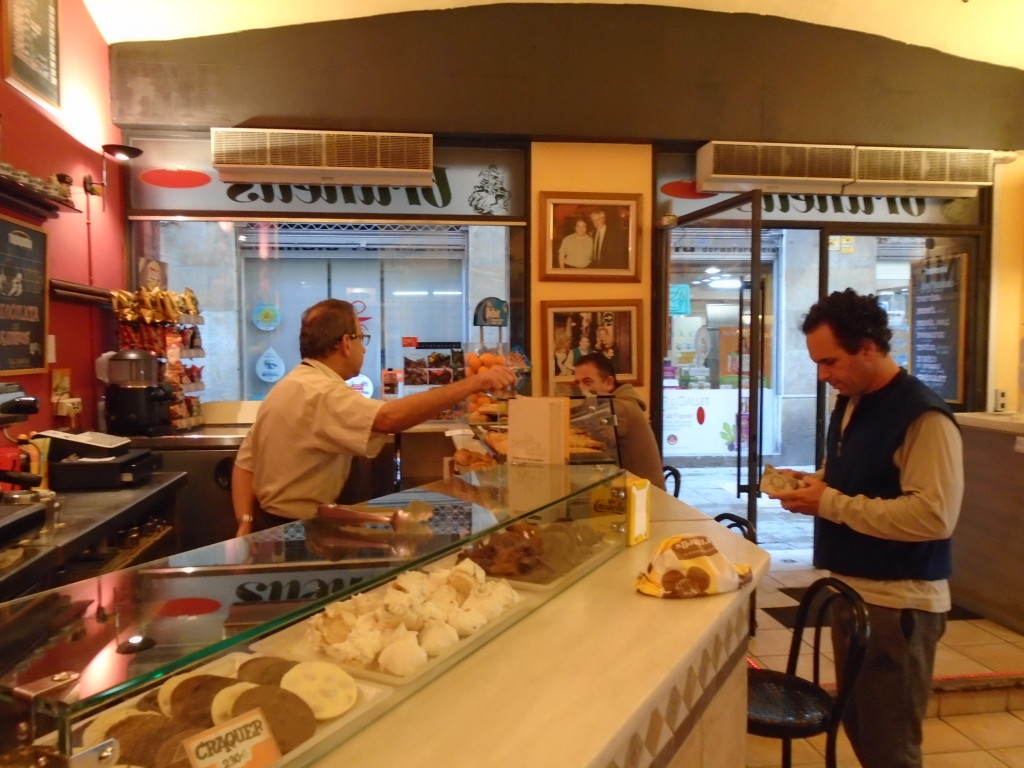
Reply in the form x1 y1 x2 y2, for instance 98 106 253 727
833 604 946 768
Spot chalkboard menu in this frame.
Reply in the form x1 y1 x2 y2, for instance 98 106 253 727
909 252 966 403
3 0 60 106
0 215 47 373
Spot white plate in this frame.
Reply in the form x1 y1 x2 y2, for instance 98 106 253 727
251 584 527 686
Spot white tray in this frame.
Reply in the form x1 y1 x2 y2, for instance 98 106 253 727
501 537 620 592
64 651 393 766
251 586 527 686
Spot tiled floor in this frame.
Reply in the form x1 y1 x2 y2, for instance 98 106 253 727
675 467 1024 767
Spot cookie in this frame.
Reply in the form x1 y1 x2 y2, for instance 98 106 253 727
154 727 204 768
231 685 316 754
170 675 237 729
135 689 162 714
210 682 258 726
81 706 144 749
106 713 181 768
157 672 203 717
279 661 358 720
236 656 298 685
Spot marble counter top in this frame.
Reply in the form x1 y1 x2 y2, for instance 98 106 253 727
313 510 769 768
955 412 1024 435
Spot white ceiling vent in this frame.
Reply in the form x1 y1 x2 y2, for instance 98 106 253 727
845 146 994 197
211 127 434 186
697 141 856 194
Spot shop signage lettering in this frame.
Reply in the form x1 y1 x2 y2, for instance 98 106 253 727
225 167 454 209
755 194 926 217
234 575 366 601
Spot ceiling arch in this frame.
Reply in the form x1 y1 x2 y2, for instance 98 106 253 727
84 0 1024 71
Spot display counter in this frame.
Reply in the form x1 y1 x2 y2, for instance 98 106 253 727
0 464 767 767
0 472 186 601
950 414 1024 633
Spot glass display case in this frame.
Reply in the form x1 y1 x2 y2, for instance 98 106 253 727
0 463 625 766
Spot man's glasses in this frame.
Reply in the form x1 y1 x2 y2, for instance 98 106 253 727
346 333 371 347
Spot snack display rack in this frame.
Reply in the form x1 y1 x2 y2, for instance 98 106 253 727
0 464 625 767
111 287 206 430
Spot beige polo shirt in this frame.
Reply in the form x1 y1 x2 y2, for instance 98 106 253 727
235 359 387 520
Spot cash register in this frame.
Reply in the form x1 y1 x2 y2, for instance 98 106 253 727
39 430 161 490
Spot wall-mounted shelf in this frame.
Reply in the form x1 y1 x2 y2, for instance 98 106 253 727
0 176 79 220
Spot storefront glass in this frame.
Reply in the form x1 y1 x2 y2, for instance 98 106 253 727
131 220 524 403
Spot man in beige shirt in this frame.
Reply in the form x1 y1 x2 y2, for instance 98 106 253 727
232 298 516 534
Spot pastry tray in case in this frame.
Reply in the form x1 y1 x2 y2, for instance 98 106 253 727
251 577 531 687
60 651 393 768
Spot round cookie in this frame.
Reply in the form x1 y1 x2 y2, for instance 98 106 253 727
157 672 204 717
81 707 144 749
135 689 162 714
106 713 181 768
231 685 316 755
154 727 204 768
236 656 298 685
279 661 358 720
170 675 237 729
210 682 258 726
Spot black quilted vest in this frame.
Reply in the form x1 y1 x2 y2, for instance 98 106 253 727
814 369 956 581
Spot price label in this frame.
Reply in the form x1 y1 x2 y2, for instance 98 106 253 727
184 709 281 768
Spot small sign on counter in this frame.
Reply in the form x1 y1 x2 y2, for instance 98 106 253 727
626 477 650 546
184 709 281 768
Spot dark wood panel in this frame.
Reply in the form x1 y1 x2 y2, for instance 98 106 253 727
109 4 1024 150
950 426 1024 632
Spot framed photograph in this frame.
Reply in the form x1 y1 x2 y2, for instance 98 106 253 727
541 299 643 395
3 0 60 107
539 192 641 282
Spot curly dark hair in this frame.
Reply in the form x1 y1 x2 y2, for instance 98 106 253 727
801 288 892 355
299 299 359 359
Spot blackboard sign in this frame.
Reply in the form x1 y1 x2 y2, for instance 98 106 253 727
909 252 966 403
0 214 47 373
3 0 60 107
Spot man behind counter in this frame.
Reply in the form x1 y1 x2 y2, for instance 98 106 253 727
232 299 517 534
572 353 666 490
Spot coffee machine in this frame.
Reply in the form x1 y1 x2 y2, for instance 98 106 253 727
100 349 175 436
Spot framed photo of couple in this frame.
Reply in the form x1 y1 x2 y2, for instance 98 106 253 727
541 299 644 396
539 192 641 282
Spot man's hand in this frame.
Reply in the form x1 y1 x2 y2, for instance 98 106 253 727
472 363 518 392
769 475 827 516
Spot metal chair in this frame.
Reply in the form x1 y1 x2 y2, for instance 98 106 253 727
747 577 870 768
713 512 758 636
662 465 681 497
713 511 756 542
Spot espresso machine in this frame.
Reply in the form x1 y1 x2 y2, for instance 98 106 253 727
99 349 175 436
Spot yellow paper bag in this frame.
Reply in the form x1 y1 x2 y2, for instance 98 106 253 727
636 533 752 598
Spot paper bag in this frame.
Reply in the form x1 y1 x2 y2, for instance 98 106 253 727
636 533 752 598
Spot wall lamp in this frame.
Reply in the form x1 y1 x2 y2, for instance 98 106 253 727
84 144 144 211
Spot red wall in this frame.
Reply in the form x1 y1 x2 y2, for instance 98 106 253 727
0 0 126 432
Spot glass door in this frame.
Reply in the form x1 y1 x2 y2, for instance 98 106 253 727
818 233 984 457
656 192 768 528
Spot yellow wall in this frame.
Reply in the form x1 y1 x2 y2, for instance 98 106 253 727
991 155 1024 412
530 142 654 402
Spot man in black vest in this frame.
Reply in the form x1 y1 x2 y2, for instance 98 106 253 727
767 288 963 768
